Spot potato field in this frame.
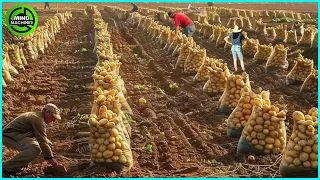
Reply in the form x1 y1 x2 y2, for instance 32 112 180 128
2 2 318 178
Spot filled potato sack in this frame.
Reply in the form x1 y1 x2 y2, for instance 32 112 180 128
242 38 259 58
237 97 287 155
300 69 318 93
279 108 318 178
184 48 207 74
266 44 289 72
286 55 313 85
218 72 251 114
284 30 298 44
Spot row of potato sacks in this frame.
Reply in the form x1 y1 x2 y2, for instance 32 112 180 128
2 11 72 88
88 8 133 174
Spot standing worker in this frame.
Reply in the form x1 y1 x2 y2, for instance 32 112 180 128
2 103 67 177
131 3 138 12
44 2 50 9
224 25 246 72
168 11 196 37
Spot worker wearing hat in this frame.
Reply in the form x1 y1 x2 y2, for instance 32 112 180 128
224 25 246 72
2 103 67 177
168 11 196 37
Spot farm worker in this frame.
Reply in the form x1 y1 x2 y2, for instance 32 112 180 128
44 2 50 9
168 11 196 37
131 3 139 12
2 103 67 177
224 25 246 72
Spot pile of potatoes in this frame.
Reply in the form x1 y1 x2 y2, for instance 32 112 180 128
266 44 289 71
274 24 288 42
21 39 36 62
227 90 268 137
203 24 214 39
286 55 313 84
175 43 197 69
194 57 215 82
203 60 229 94
158 28 171 48
167 34 182 55
242 38 259 58
266 27 276 38
216 28 231 47
184 48 207 74
298 27 314 46
284 30 298 44
301 69 318 93
238 97 287 155
311 29 318 48
279 108 318 177
242 17 252 30
172 35 189 57
218 72 251 114
209 25 223 42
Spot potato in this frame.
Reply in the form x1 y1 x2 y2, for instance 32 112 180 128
265 136 275 144
293 158 302 166
99 145 107 152
265 144 274 150
293 111 305 121
312 144 318 153
103 150 114 158
110 128 119 137
311 161 318 169
119 155 127 164
310 152 318 161
299 152 309 162
254 125 263 132
114 149 122 156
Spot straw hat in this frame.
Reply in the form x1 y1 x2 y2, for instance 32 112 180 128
232 25 242 33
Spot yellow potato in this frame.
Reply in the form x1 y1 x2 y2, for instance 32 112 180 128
114 149 122 156
103 150 114 158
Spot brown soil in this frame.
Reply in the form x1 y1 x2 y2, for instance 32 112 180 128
2 3 318 178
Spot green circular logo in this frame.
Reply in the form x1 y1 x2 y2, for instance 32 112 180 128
5 4 38 36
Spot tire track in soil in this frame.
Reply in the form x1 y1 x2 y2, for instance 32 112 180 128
101 12 236 177
2 15 96 177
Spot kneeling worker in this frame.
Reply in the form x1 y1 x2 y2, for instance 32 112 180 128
2 103 67 177
168 11 196 37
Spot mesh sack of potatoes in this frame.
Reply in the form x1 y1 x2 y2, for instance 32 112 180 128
251 18 261 31
209 25 222 42
298 27 314 46
175 43 195 69
294 13 302 20
36 34 45 55
269 11 277 18
18 44 28 67
194 21 201 33
266 44 289 72
89 105 133 173
194 57 215 82
232 9 240 17
242 17 252 30
199 23 206 36
287 49 304 70
3 48 19 77
227 90 269 137
239 10 247 17
286 55 313 85
262 10 269 17
216 28 231 47
300 69 318 93
203 60 230 95
8 44 25 71
172 35 189 57
184 48 207 74
255 21 267 35
22 40 36 62
311 29 318 48
242 38 259 58
159 28 171 48
218 72 251 115
279 108 318 178
284 30 298 44
247 10 254 18
234 17 244 28
274 24 288 42
213 13 221 24
266 27 276 38
168 34 183 55
2 53 14 85
137 17 146 30
199 15 208 24
203 24 214 39
237 97 287 155
163 31 176 51
227 18 235 28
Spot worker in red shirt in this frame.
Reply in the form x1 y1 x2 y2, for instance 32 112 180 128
168 11 196 37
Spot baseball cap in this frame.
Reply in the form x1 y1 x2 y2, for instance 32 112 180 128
44 103 61 120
